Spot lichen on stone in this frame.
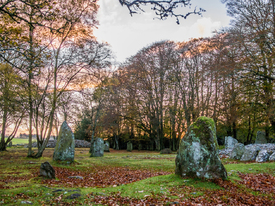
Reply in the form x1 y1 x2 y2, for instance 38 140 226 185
53 121 75 162
175 116 227 179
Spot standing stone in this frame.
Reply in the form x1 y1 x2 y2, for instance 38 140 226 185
40 162 55 179
269 152 275 161
8 141 12 147
90 137 104 157
104 141 110 152
255 131 267 144
175 116 227 179
225 136 238 149
53 121 75 162
230 143 245 160
240 145 260 161
138 144 142 151
256 150 271 163
127 142 133 152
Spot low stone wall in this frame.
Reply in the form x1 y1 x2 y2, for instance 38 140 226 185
219 143 275 162
31 140 91 148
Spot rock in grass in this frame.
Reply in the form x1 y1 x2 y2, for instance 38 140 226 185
230 143 245 160
40 161 55 179
160 148 172 154
90 137 104 157
66 193 81 199
175 116 227 179
53 121 75 162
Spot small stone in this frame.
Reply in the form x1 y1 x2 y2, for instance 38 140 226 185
160 148 172 154
66 193 81 199
53 189 64 193
68 176 83 179
40 162 55 179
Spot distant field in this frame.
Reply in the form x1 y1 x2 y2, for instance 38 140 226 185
5 138 34 145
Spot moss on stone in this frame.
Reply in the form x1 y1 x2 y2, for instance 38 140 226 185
175 116 227 179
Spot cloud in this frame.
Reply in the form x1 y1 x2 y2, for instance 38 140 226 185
94 0 230 62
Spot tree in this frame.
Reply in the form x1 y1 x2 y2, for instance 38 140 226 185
0 63 27 151
222 0 275 136
1 0 205 26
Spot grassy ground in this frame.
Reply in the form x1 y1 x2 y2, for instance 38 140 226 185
0 148 275 205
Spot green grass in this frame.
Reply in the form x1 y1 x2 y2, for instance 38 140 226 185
5 138 32 145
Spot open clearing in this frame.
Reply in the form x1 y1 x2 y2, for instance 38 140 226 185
0 148 275 205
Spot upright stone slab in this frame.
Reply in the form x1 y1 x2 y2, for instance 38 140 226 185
90 137 104 157
53 121 75 162
255 131 267 144
225 136 238 149
138 144 142 151
127 142 133 152
175 117 227 179
230 143 245 160
104 141 110 152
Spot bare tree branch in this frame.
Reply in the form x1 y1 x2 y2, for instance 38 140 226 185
119 0 205 24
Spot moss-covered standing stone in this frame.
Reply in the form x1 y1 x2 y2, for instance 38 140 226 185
127 142 133 152
175 116 227 179
90 137 104 157
53 121 75 162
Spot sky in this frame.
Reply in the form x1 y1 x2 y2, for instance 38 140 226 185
94 0 232 63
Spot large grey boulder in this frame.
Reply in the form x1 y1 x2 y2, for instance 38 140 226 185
175 116 227 179
256 150 271 162
90 137 104 157
225 136 238 149
240 144 260 161
255 131 267 144
269 152 275 161
230 143 245 160
40 162 55 179
53 121 75 162
127 142 133 152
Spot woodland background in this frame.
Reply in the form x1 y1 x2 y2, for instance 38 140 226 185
0 0 275 154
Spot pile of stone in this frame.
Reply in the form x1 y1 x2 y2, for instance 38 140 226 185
231 143 275 162
218 133 275 162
